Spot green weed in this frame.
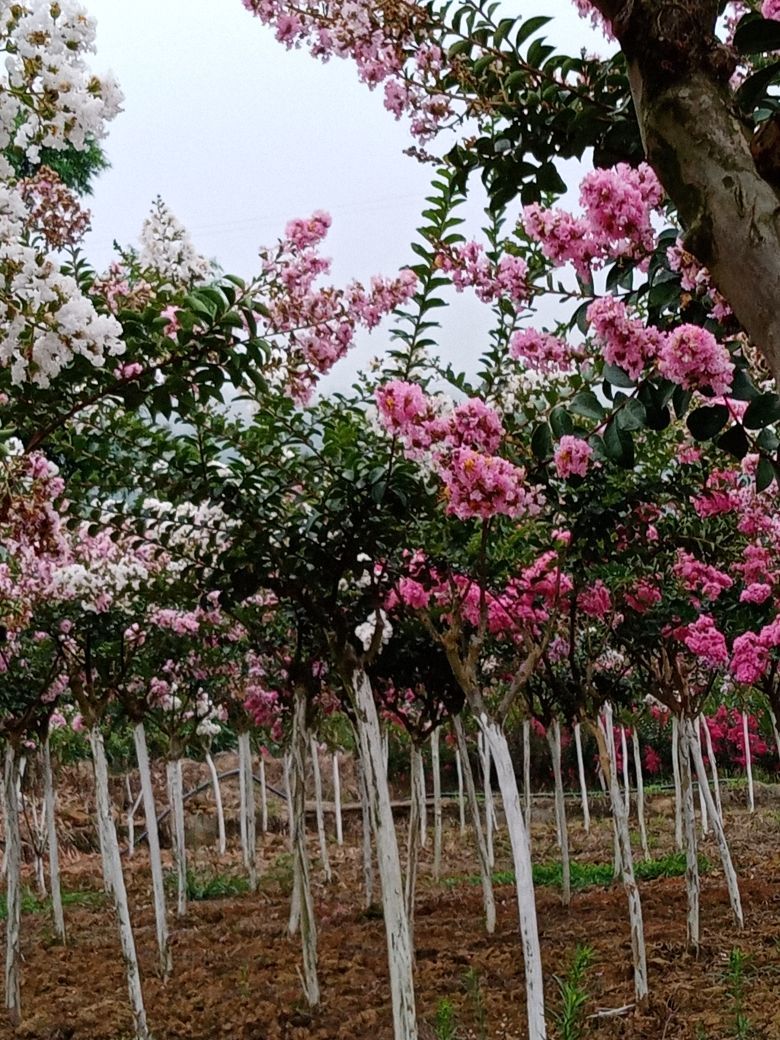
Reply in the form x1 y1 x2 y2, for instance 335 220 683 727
433 998 458 1040
552 944 594 1040
724 948 752 1040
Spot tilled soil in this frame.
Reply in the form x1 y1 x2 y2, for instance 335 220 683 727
4 796 780 1040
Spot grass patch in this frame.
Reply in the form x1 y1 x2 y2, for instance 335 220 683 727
0 887 105 920
165 869 250 901
445 851 711 892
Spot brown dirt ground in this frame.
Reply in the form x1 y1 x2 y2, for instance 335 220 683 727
4 780 780 1040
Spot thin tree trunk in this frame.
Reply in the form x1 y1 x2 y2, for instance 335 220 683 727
205 751 227 855
479 716 546 1039
573 722 590 834
416 751 427 849
166 758 187 918
630 729 650 861
478 732 495 869
453 716 495 934
405 746 422 941
4 745 21 1027
523 718 532 830
259 754 268 834
431 728 442 881
333 752 344 846
133 722 171 976
42 738 65 943
620 726 630 815
351 670 417 1040
310 737 332 882
455 732 466 835
678 716 700 954
238 731 258 890
768 704 780 765
601 706 648 1003
125 776 136 860
546 720 570 908
742 711 755 813
285 753 300 936
291 690 319 1007
599 713 622 877
672 716 683 850
358 756 374 909
90 726 150 1040
687 717 743 929
700 715 723 822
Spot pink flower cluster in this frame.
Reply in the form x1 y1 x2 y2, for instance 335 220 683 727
657 324 734 396
442 448 542 521
554 435 593 479
577 580 612 619
587 297 663 380
762 0 780 19
673 549 733 601
510 328 572 373
667 241 731 322
681 614 729 667
731 618 780 683
437 243 530 305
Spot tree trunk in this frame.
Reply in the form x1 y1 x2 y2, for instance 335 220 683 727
351 670 417 1040
601 706 648 1003
358 756 374 909
259 753 269 834
687 717 743 929
591 0 780 383
678 716 700 954
42 738 65 943
479 716 546 1040
416 750 427 850
310 738 332 882
205 751 227 856
523 718 532 830
573 722 590 834
125 776 136 860
431 728 443 881
166 758 187 918
90 727 150 1040
284 753 300 936
630 729 650 861
291 690 319 1007
546 721 570 908
133 722 171 976
700 715 723 821
455 732 466 836
4 745 21 1027
453 716 495 934
671 716 683 850
238 731 258 890
742 711 755 813
333 752 344 846
405 746 422 942
768 704 780 765
598 714 622 877
478 732 495 869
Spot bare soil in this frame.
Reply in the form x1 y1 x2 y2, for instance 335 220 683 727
4 771 780 1040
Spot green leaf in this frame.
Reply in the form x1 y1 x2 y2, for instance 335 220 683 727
569 391 604 421
531 422 553 460
743 392 780 429
717 423 750 460
734 16 780 55
728 366 759 402
687 405 730 441
515 15 552 47
736 60 780 112
603 363 635 388
603 421 634 467
549 406 574 438
756 456 775 493
616 398 647 432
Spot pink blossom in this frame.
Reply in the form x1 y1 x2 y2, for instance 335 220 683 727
740 582 773 605
587 296 663 379
439 448 544 521
624 580 662 613
578 580 612 619
71 714 85 733
682 614 729 667
396 577 430 610
657 324 734 396
554 435 593 479
674 549 733 601
762 0 780 18
510 328 571 372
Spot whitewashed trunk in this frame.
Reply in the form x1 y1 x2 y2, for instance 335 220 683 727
259 754 269 834
700 715 722 822
358 757 374 908
453 716 495 934
166 758 187 918
238 731 258 891
205 751 227 856
125 776 135 859
352 670 417 1040
671 716 683 850
43 739 65 943
602 706 648 1003
677 717 700 953
333 752 344 846
687 718 744 928
90 727 150 1040
599 714 622 877
310 737 332 882
405 746 422 938
382 729 389 776
416 752 428 849
479 716 546 1039
4 745 21 1026
133 722 171 976
768 704 780 764
455 735 466 835
573 722 590 834
742 712 755 813
630 729 650 861
620 727 630 814
478 732 495 869
546 721 570 908
431 729 442 881
30 794 47 899
523 719 532 830
285 753 300 936
291 691 319 1007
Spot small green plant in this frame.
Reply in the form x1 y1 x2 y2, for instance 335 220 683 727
463 969 487 1040
0 887 105 920
165 869 249 902
262 851 294 896
725 948 752 1040
552 945 594 1040
433 998 458 1040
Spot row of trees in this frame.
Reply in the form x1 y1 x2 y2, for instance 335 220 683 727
3 1 780 1038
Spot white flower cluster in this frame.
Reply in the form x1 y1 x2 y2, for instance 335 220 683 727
354 608 393 653
0 0 123 175
0 183 124 386
50 554 150 613
195 691 224 739
139 198 212 286
142 497 234 572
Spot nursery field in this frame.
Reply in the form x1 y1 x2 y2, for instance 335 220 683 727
4 765 780 1040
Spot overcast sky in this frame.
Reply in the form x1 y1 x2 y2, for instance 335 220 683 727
83 1 604 387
